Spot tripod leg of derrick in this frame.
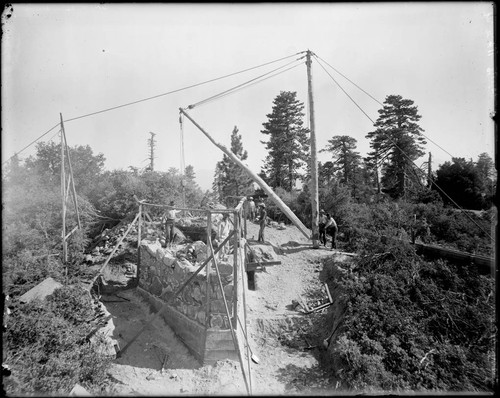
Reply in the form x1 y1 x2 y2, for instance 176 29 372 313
208 238 251 395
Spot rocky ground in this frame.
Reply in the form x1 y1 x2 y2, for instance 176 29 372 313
98 219 353 396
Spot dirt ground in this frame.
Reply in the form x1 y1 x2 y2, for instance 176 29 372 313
103 220 352 396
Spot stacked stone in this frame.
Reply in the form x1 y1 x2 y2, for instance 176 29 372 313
140 241 236 329
207 259 234 329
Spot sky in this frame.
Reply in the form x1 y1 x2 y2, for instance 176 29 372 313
1 3 495 192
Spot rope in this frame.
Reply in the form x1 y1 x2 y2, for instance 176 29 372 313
187 56 305 109
5 52 305 165
313 55 376 124
2 123 60 165
314 52 455 159
313 56 492 240
63 52 305 124
314 52 384 106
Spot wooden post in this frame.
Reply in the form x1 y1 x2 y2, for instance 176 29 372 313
427 152 432 188
137 203 142 286
60 118 81 229
306 50 320 249
138 203 142 248
232 210 239 329
206 210 212 329
60 115 67 265
180 108 311 241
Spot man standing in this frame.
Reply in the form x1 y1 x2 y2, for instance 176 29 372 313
217 213 231 260
325 213 338 250
319 209 327 246
257 202 267 242
247 197 256 221
164 200 181 248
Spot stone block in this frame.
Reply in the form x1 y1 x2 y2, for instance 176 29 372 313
196 310 206 326
217 261 233 276
150 276 163 296
210 299 226 314
186 305 197 320
223 284 234 300
162 253 176 268
210 314 224 329
191 284 204 304
155 248 166 261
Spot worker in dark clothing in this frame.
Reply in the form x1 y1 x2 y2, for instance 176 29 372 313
319 209 327 246
257 202 267 242
325 213 338 250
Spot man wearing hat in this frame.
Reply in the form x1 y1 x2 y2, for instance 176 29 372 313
164 200 181 248
257 202 267 242
319 209 327 246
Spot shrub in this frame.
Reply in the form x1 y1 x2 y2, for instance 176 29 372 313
4 286 111 395
326 240 495 392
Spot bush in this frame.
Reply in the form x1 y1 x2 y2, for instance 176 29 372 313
326 240 495 392
4 286 111 395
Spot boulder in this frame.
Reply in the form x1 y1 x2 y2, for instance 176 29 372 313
19 277 63 304
247 244 278 262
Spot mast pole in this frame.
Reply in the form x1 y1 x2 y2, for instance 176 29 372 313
306 50 320 249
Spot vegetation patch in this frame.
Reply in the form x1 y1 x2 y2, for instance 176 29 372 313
324 238 495 392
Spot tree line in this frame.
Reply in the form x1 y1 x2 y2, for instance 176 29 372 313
212 91 496 212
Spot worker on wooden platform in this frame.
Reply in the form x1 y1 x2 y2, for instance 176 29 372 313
164 200 181 248
257 202 267 242
217 213 231 260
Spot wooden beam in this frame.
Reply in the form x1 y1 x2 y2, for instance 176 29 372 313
180 108 311 241
306 50 320 249
246 261 280 272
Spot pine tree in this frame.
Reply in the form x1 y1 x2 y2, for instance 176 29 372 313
475 152 495 195
320 135 362 186
212 126 254 205
261 91 310 191
366 95 427 199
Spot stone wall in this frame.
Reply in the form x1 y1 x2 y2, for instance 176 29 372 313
138 239 242 364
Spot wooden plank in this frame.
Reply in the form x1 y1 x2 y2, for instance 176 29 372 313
324 282 333 304
413 242 493 274
246 261 281 267
205 337 237 351
204 349 239 362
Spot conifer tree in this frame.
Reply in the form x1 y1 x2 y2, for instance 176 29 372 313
261 91 310 191
320 135 362 185
213 126 253 205
366 95 426 199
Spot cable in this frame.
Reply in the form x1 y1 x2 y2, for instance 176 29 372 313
2 123 60 165
314 52 383 106
207 62 303 104
187 56 305 109
314 56 492 240
314 52 455 159
63 51 305 124
4 52 305 165
313 56 376 124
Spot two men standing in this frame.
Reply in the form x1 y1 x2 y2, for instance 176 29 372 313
319 209 338 250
